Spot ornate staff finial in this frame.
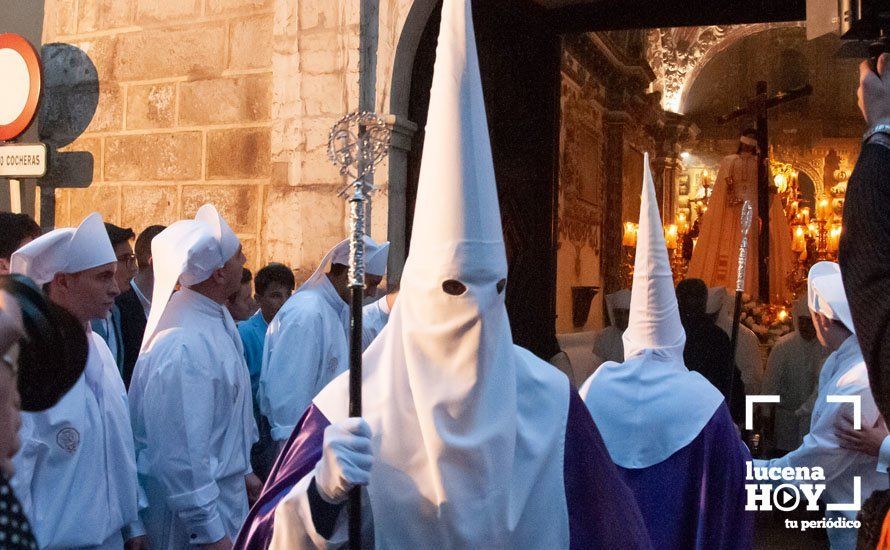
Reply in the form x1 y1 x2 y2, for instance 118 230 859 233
327 109 391 550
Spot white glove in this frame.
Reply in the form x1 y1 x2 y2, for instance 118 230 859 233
315 417 373 504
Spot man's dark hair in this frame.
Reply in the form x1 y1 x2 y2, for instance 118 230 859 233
329 263 348 277
242 267 253 285
134 225 166 270
104 222 135 248
676 278 709 320
0 212 41 259
255 263 295 295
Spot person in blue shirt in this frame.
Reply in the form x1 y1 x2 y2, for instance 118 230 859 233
238 262 294 480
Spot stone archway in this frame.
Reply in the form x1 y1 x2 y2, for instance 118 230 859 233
384 0 437 282
647 22 803 114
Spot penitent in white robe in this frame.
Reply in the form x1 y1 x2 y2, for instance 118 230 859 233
258 276 390 443
755 336 883 549
12 332 142 549
129 288 257 548
763 331 827 451
688 152 794 304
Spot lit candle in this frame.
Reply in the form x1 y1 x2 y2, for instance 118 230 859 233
677 213 688 234
665 224 678 250
792 226 806 253
828 226 842 253
816 197 831 221
800 207 810 224
623 222 637 248
777 309 788 322
807 222 819 237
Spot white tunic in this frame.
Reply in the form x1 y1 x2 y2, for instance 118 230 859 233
258 277 390 442
129 288 257 547
12 332 141 549
755 336 883 549
763 332 827 451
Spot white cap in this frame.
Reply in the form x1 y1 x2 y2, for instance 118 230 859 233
329 237 390 277
807 261 855 334
141 204 241 350
11 213 116 285
623 153 685 359
295 236 390 296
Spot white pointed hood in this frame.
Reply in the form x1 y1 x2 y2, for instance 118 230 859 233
141 204 241 351
808 261 855 334
312 0 570 546
580 154 723 468
11 213 116 285
294 236 389 297
623 153 685 359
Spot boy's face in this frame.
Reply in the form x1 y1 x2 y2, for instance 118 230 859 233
257 281 292 321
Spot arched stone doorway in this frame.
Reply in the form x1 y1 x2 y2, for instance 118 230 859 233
388 0 563 358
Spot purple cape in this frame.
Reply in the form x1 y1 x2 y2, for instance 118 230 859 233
234 389 651 549
614 403 753 550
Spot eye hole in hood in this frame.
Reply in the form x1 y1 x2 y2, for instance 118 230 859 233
442 279 467 296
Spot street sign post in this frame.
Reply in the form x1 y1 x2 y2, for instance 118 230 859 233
0 143 47 178
0 32 44 216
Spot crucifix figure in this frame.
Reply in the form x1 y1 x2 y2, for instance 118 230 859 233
689 81 813 303
717 81 812 303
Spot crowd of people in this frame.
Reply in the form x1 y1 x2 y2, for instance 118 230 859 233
0 0 889 548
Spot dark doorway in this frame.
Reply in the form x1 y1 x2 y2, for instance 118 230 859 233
402 0 808 360
405 0 562 359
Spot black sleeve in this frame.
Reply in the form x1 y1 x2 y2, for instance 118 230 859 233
308 476 345 539
838 143 890 419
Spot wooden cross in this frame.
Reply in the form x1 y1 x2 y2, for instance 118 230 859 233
717 81 813 303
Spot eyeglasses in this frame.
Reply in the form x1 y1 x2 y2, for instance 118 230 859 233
117 253 137 270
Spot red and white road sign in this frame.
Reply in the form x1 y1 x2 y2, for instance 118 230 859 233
0 33 42 142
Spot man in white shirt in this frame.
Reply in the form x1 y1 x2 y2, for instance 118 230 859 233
258 237 392 447
755 262 883 549
10 213 146 549
764 297 828 453
129 205 259 550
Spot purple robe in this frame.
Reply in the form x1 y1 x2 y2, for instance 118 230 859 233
614 403 753 550
235 389 652 549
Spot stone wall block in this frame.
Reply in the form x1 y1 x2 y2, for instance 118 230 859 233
178 74 271 126
126 83 176 129
261 186 344 271
207 0 273 16
120 185 178 229
78 0 134 33
45 0 78 39
115 24 226 81
105 132 202 181
229 15 273 70
299 0 338 29
301 74 344 116
301 147 340 184
76 36 119 83
135 0 201 24
85 83 123 133
69 184 119 225
181 185 259 234
301 50 340 74
207 128 271 179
